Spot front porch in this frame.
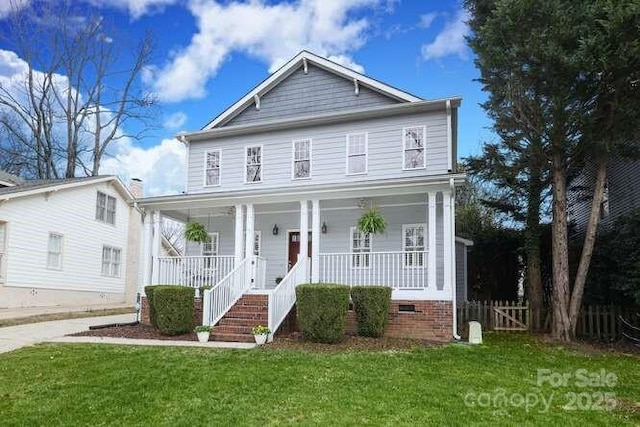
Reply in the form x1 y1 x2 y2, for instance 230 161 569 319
139 183 460 340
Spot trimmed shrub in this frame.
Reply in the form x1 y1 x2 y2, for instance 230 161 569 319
144 285 159 327
296 283 350 343
153 285 195 335
351 286 392 337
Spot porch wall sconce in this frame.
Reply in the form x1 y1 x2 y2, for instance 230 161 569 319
272 224 279 236
321 221 328 234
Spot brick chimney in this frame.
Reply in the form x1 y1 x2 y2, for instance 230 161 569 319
129 178 143 199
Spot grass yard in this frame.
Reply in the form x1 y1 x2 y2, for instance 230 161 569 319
0 334 638 426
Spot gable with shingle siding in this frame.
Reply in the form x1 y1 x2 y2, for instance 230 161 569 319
222 63 402 127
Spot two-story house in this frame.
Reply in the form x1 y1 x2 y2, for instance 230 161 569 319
137 51 467 342
0 175 142 310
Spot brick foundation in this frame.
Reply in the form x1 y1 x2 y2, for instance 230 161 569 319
142 296 453 342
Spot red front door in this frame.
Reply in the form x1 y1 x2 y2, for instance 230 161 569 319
287 231 312 271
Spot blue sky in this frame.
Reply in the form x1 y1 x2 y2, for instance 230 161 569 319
0 0 493 196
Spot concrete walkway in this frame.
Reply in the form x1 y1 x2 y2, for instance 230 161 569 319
0 304 132 320
0 314 256 354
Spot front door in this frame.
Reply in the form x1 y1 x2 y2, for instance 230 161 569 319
287 231 312 271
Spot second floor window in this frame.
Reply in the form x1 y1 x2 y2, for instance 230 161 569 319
96 191 116 225
403 126 426 170
47 233 63 270
292 139 311 179
205 150 221 186
347 133 367 174
246 145 262 183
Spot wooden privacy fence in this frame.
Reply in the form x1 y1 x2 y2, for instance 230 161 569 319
457 301 639 341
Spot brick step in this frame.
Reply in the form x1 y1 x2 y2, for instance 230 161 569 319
214 325 254 335
210 332 255 343
236 295 268 304
226 304 268 313
217 317 266 326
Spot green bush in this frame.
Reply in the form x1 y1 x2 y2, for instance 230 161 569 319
144 285 159 327
296 283 350 343
351 286 392 337
153 285 195 336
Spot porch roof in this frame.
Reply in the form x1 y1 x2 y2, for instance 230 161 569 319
136 173 465 221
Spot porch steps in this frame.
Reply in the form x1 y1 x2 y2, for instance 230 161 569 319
210 294 268 343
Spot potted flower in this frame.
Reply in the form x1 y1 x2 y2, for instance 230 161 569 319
252 325 271 345
357 207 387 235
184 221 210 243
194 325 213 342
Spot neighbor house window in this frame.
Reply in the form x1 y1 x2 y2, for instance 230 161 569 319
47 233 63 270
403 126 426 170
96 191 116 225
403 224 426 268
292 139 311 179
350 227 371 268
101 246 121 277
245 145 262 183
204 150 221 186
346 133 367 174
201 232 219 268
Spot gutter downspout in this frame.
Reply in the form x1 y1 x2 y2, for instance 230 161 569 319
178 134 189 194
451 178 461 341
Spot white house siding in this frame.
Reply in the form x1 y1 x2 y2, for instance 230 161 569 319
222 64 400 127
0 182 133 308
185 202 445 290
187 110 449 194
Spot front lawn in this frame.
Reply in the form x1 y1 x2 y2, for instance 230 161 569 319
0 334 637 425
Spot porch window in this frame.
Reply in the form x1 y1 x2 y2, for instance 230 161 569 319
350 227 371 268
292 139 311 179
403 126 426 170
245 145 262 183
204 150 221 186
101 245 121 277
201 232 219 268
96 191 116 225
346 133 367 175
47 233 63 270
403 224 425 268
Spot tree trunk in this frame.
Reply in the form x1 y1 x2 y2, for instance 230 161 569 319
527 251 543 331
525 148 544 332
568 155 608 337
550 150 571 341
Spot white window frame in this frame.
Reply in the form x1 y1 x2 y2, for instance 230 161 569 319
402 126 426 170
203 150 221 187
346 132 368 175
350 226 371 269
47 232 63 270
101 245 122 278
245 144 263 183
96 191 116 225
291 139 312 180
201 232 219 269
402 224 426 268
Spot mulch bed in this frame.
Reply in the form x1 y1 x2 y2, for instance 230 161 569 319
70 323 440 351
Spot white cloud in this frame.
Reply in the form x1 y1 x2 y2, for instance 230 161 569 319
421 9 470 61
163 111 187 129
86 0 178 19
0 0 30 19
418 12 437 29
101 138 186 196
145 0 384 103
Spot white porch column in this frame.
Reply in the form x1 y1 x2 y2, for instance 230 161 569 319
443 190 452 291
311 199 320 282
142 211 153 288
151 210 162 285
234 204 244 265
245 203 255 288
428 192 437 289
299 200 309 261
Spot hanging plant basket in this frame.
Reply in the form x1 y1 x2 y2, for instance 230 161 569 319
184 221 209 243
357 208 387 235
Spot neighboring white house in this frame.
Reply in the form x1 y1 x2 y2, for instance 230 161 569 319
0 174 142 309
138 51 466 341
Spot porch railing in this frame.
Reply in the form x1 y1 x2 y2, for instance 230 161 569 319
155 256 234 288
318 251 427 289
202 258 251 326
251 255 267 289
268 257 309 340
